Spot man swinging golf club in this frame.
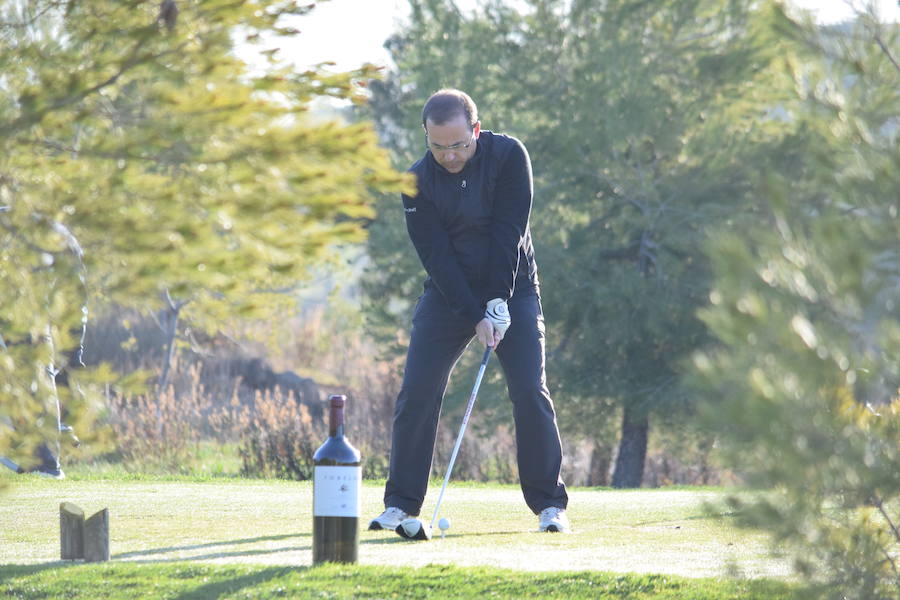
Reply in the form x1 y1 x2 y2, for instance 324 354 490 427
369 89 570 536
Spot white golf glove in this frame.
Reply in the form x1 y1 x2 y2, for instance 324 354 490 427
485 298 511 341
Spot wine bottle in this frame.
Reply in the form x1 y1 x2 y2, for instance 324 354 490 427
312 394 361 564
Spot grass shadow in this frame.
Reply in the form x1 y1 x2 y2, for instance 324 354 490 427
171 566 303 600
123 544 311 564
0 562 80 579
360 535 416 546
445 530 541 537
113 533 310 561
361 529 526 545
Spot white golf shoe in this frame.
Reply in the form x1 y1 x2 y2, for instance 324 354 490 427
368 507 409 531
538 506 571 533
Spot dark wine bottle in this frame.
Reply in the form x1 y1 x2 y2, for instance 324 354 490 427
312 394 361 564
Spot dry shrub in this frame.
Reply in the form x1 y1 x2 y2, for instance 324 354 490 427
89 305 732 486
431 423 519 484
237 389 324 480
106 361 247 470
642 444 741 487
95 303 404 479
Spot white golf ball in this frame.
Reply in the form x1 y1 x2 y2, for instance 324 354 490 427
438 517 451 531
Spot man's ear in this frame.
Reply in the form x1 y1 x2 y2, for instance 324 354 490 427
473 121 481 138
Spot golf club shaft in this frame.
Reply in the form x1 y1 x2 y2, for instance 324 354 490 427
46 326 63 468
430 345 492 528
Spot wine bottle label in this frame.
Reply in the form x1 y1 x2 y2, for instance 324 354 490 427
313 466 361 517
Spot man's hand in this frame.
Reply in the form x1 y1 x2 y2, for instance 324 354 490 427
485 298 511 341
475 318 500 348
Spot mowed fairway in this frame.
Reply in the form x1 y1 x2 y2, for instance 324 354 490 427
0 476 790 580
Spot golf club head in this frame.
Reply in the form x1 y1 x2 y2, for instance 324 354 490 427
396 517 432 541
0 456 23 474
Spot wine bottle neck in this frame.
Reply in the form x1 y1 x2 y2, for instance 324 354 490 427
329 403 344 438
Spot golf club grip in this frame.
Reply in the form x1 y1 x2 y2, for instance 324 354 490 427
480 345 492 366
430 347 492 526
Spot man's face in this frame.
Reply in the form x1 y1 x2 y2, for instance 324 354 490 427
424 115 480 174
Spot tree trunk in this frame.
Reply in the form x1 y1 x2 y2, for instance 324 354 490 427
611 404 649 488
588 442 611 486
157 290 185 396
156 290 188 438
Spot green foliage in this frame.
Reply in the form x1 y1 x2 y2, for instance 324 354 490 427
0 0 412 479
692 5 900 598
363 0 792 483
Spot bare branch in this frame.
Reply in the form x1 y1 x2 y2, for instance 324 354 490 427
873 34 900 76
874 496 900 544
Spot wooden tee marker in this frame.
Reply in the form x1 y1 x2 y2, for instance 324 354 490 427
60 502 109 562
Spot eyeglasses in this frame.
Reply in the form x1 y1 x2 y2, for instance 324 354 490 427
425 132 475 154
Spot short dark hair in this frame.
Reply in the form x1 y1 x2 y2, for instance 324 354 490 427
422 89 478 129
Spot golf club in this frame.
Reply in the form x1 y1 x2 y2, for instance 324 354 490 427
397 345 493 541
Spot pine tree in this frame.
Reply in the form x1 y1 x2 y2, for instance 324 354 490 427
0 0 412 478
693 4 900 597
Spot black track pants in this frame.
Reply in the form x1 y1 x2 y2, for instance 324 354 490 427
383 286 568 516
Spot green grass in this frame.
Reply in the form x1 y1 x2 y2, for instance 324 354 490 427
0 474 806 598
0 563 806 600
64 441 246 479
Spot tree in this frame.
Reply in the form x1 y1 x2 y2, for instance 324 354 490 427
692 4 899 598
364 0 787 485
0 0 411 478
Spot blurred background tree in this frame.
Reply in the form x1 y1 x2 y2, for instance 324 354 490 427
692 4 899 598
363 0 792 487
0 0 411 478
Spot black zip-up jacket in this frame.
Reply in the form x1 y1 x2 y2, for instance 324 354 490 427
402 130 539 327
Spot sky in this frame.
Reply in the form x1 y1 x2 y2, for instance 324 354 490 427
270 0 900 72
